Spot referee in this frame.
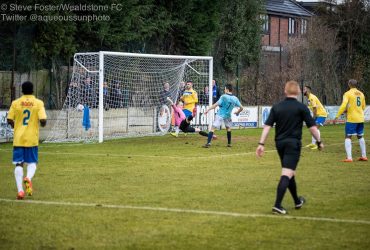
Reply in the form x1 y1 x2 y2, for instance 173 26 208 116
256 80 324 214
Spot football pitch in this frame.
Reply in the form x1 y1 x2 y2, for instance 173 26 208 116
0 124 369 249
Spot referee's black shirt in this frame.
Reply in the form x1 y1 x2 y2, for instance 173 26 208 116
265 97 316 141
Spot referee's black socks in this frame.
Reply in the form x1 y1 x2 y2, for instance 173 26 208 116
275 175 290 208
288 176 300 204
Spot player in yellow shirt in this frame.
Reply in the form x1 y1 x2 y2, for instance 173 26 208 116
303 86 328 150
335 79 367 162
7 81 47 199
180 81 198 118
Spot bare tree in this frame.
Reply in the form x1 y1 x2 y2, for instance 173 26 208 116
283 18 340 104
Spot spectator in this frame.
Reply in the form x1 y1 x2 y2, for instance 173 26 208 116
199 86 209 105
122 82 130 108
177 81 186 102
159 82 171 105
83 76 94 107
212 79 221 104
67 80 80 108
103 82 109 110
110 80 122 108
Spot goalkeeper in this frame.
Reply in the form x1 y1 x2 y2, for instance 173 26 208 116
167 97 211 138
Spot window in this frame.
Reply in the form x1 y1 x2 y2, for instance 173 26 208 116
288 17 296 35
260 14 269 33
301 19 307 34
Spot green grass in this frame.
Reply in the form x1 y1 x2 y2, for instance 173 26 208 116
0 124 369 249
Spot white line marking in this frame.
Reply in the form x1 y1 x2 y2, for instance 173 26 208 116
0 141 368 160
0 147 275 159
42 149 277 159
1 198 369 225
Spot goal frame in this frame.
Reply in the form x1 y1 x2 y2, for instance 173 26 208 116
79 51 214 142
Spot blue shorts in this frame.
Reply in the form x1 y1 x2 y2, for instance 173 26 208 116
183 109 192 118
345 122 364 136
13 146 38 164
315 117 326 126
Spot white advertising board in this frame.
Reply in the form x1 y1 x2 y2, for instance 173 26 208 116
231 106 258 128
0 111 13 142
259 106 272 127
365 106 370 121
325 106 346 124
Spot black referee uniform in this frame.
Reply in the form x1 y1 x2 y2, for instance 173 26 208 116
265 97 316 213
265 97 316 169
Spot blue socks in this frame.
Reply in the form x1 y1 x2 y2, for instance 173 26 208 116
207 132 214 144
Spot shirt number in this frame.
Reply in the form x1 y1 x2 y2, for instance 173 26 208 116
23 109 30 125
356 97 361 107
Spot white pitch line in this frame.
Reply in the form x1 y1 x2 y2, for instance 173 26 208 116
0 142 350 160
0 198 369 225
0 148 275 159
0 141 368 160
40 149 278 159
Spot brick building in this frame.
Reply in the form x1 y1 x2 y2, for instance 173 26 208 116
261 0 313 52
248 0 314 105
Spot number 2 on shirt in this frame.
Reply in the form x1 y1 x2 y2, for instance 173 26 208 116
23 109 30 125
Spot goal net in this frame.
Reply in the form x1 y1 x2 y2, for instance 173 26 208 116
45 52 213 143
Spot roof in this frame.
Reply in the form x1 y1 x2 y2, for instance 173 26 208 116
298 1 337 11
265 0 313 17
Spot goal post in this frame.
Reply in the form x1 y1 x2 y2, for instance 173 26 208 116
45 51 213 143
98 51 104 143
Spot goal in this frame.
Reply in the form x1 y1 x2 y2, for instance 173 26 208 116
45 52 213 143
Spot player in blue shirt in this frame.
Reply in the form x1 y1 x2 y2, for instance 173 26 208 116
203 84 243 148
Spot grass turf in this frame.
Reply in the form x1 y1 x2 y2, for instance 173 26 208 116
0 124 369 249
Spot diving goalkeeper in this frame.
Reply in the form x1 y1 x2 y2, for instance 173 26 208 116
167 97 212 138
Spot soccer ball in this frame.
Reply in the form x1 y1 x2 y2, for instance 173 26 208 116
76 104 84 112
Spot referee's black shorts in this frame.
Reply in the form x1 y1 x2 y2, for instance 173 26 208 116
275 138 302 170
